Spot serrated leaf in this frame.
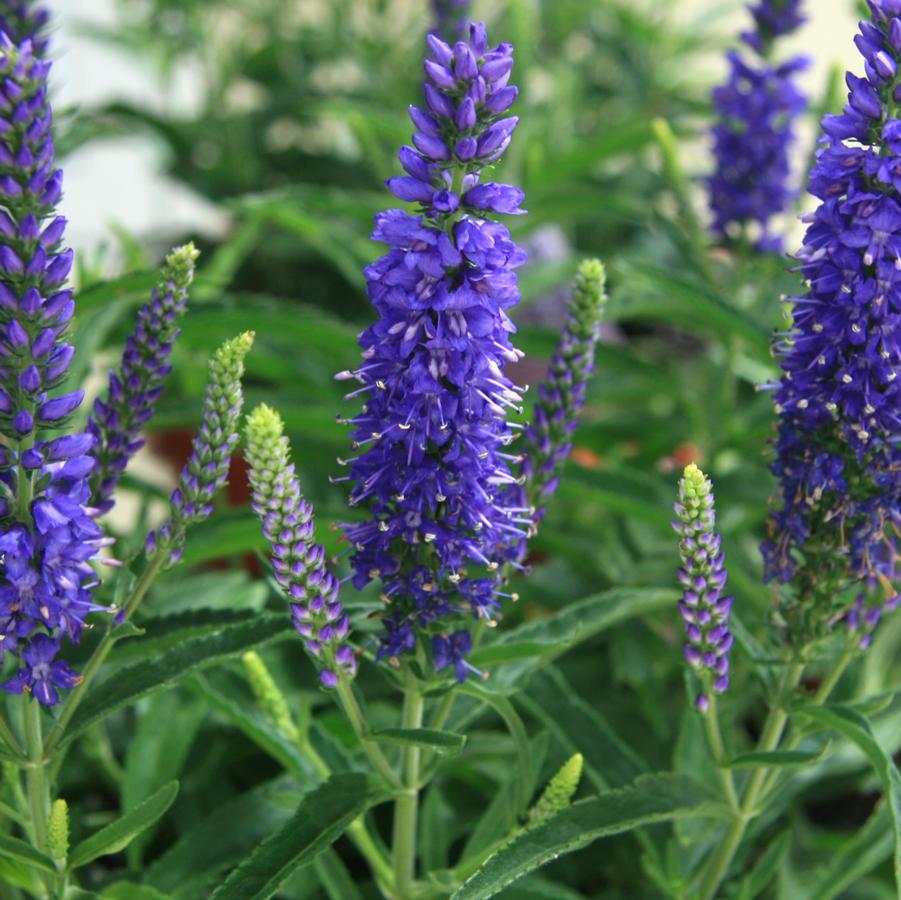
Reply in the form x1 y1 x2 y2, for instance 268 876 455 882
371 728 466 755
68 781 179 871
801 704 901 892
734 832 790 900
0 834 57 874
63 614 293 745
209 775 387 900
452 774 711 899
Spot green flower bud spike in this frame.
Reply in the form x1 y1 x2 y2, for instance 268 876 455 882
242 651 298 742
47 798 69 865
528 753 584 826
147 331 255 562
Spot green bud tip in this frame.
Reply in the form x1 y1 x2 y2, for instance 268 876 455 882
246 403 285 445
47 798 69 862
529 752 584 825
570 258 607 330
241 651 298 741
163 242 200 285
212 331 255 378
678 463 715 522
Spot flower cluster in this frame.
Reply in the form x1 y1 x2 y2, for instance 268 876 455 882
673 464 733 711
146 332 253 563
0 39 106 706
522 258 606 528
88 244 198 514
0 2 49 57
338 23 529 678
707 1 807 251
762 0 901 639
246 405 355 688
430 0 470 42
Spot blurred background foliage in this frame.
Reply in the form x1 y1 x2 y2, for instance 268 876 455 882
34 0 901 896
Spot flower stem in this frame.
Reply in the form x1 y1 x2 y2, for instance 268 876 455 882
334 676 400 790
695 661 805 900
22 700 48 857
44 550 167 758
702 691 739 814
392 675 424 899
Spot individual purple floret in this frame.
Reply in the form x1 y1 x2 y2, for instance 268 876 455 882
522 259 607 531
0 2 50 57
762 1 901 641
88 244 198 514
146 332 253 563
707 2 808 252
337 23 529 679
673 464 734 711
0 37 107 705
245 404 355 688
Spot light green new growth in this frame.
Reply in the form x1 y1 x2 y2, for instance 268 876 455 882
571 258 607 333
163 241 200 288
47 798 68 863
678 463 714 525
244 403 290 472
242 651 298 742
528 753 584 826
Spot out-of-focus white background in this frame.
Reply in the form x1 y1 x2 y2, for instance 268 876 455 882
48 0 861 258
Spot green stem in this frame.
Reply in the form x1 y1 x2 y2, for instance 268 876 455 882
44 551 167 758
392 676 425 899
334 676 400 790
300 736 394 892
703 691 739 814
22 700 48 856
695 661 805 900
0 711 24 759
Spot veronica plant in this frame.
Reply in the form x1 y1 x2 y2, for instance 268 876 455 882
0 10 256 890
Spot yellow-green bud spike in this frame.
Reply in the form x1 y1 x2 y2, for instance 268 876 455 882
528 753 583 825
47 798 69 864
241 651 298 741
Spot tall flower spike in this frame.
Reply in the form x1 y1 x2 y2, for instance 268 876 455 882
245 405 355 688
147 332 253 563
522 259 607 531
707 1 808 252
88 243 198 514
674 464 734 712
762 0 901 642
0 3 50 57
339 22 528 678
0 38 107 706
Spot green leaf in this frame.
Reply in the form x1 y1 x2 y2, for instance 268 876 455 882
101 884 171 900
63 614 293 745
727 742 831 769
803 802 894 900
313 848 366 900
517 667 646 790
452 774 711 899
734 832 790 900
371 728 466 755
209 775 387 900
0 834 57 874
801 704 901 891
68 781 179 871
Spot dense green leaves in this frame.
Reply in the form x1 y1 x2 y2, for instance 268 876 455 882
208 775 387 900
452 774 711 899
63 613 294 745
372 728 467 755
0 834 57 875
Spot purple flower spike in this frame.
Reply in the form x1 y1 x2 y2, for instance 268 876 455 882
521 259 607 536
762 1 901 643
707 1 808 251
339 23 526 678
88 244 199 514
0 2 50 57
673 465 734 710
0 36 108 706
245 405 356 687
